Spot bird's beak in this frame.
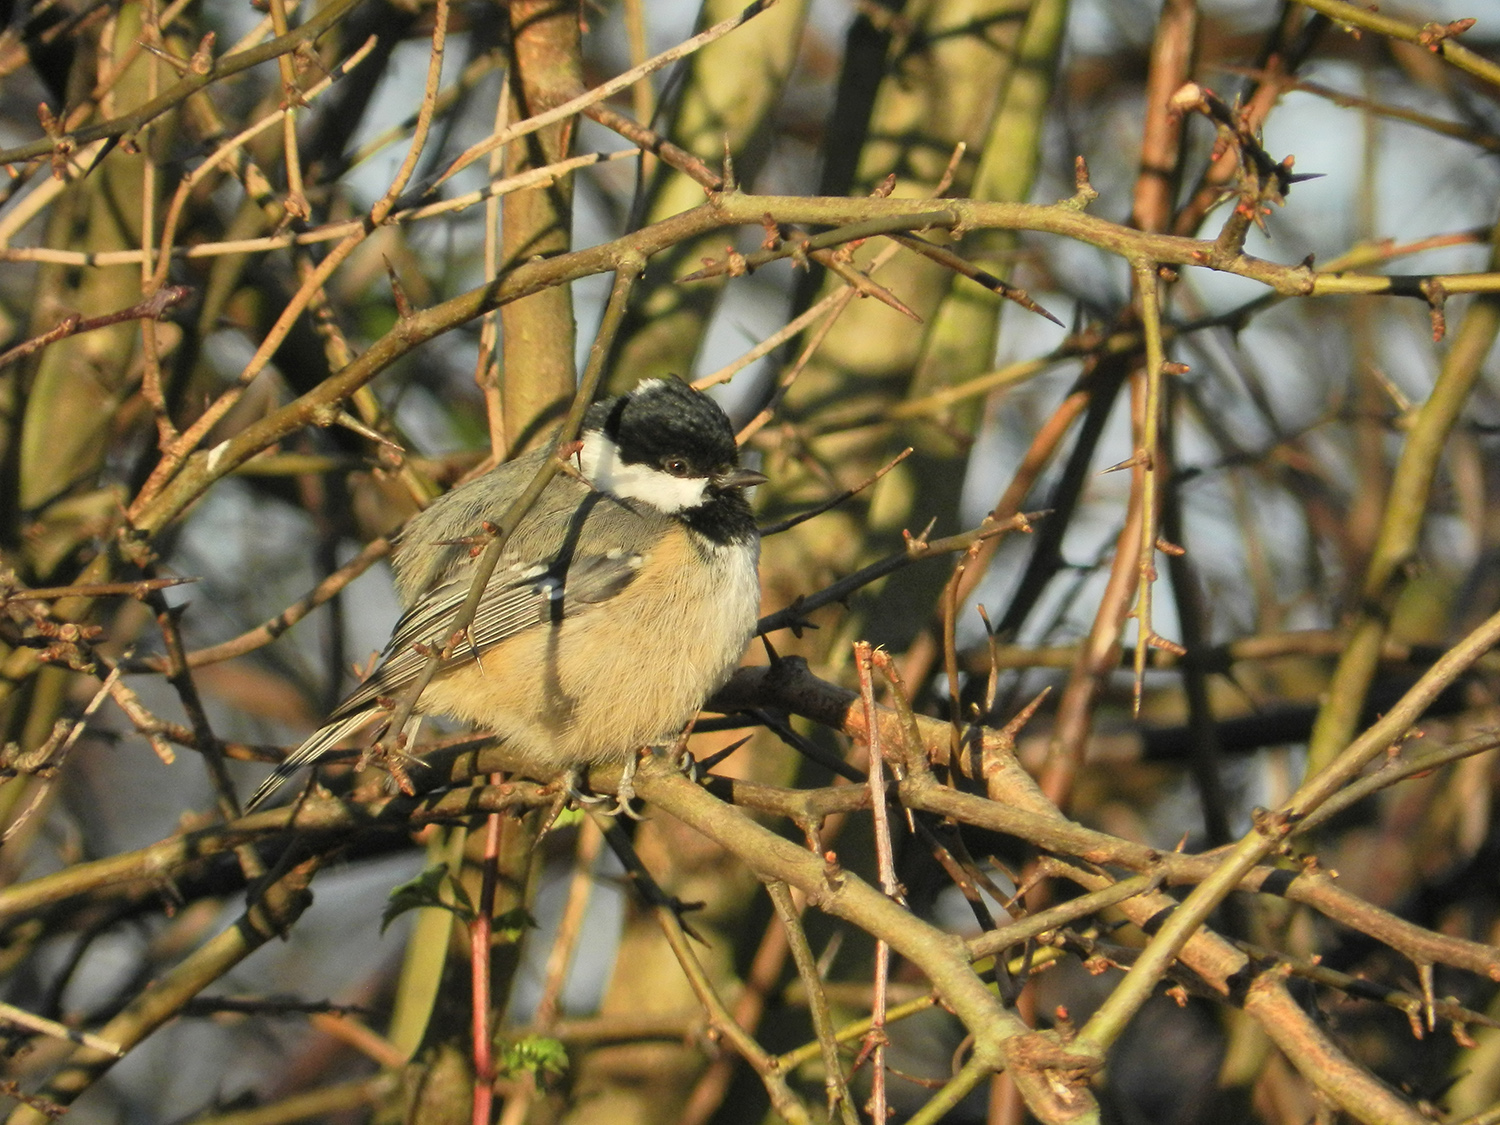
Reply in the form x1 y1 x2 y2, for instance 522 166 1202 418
715 467 769 490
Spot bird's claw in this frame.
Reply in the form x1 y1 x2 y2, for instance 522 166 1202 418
565 757 644 819
558 747 697 820
600 754 645 818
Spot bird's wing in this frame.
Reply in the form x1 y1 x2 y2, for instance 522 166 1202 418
246 544 646 811
245 711 380 810
245 482 664 811
327 544 645 722
390 448 554 601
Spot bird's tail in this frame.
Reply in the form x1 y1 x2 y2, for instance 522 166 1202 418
245 711 381 812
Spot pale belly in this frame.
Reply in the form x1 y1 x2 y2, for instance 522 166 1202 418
416 537 760 772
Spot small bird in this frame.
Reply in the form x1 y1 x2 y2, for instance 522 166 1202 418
247 377 765 811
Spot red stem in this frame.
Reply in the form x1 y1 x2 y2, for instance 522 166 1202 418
471 788 503 1125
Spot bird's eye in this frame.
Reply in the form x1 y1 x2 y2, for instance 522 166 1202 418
664 458 691 477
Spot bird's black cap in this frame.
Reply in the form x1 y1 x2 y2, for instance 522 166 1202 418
586 377 740 476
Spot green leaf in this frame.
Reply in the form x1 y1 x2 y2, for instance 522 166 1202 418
382 865 477 932
500 1036 568 1081
493 906 539 944
549 804 585 831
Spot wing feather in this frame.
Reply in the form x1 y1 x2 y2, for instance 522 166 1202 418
248 476 660 809
245 711 379 810
329 547 643 722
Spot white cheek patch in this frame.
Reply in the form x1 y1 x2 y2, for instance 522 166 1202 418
577 431 709 513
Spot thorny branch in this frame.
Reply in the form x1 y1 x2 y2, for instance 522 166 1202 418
4 2 1500 1123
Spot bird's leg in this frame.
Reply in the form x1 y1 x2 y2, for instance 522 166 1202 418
562 760 645 820
616 751 642 809
558 763 594 803
558 739 695 820
596 739 696 817
598 752 645 819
